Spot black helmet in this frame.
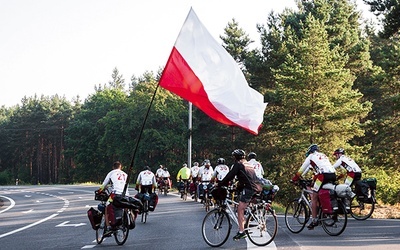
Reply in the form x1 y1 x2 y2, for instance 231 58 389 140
232 149 246 160
164 167 168 171
217 158 225 164
248 152 256 159
333 148 345 155
305 144 319 157
143 166 151 171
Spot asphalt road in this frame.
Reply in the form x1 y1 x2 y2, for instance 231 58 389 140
0 185 399 249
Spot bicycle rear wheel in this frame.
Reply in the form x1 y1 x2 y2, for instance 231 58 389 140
114 210 130 245
202 208 231 247
96 214 106 244
285 199 309 233
246 205 277 246
321 202 347 236
141 201 148 223
350 196 375 220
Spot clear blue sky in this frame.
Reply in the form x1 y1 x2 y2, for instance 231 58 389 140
0 0 376 107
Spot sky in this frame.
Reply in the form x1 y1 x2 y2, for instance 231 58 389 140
0 0 377 108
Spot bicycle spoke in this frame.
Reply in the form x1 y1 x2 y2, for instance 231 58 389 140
202 209 231 247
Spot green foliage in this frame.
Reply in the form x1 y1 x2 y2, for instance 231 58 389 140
363 167 400 205
0 170 12 185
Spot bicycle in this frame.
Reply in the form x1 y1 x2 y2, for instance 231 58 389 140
199 182 214 212
350 178 377 220
94 190 134 245
179 180 190 201
201 187 277 247
285 179 347 236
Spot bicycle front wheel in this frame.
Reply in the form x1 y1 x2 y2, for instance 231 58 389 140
246 205 277 246
114 210 130 245
350 196 375 220
96 214 106 244
285 199 309 233
201 208 231 247
321 202 347 236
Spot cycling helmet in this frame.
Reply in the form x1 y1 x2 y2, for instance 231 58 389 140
305 144 319 157
333 148 345 155
193 162 199 166
232 149 246 160
248 152 257 159
217 158 225 164
143 166 151 171
164 167 168 171
183 163 188 167
204 159 211 165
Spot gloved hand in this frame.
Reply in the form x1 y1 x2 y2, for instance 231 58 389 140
291 173 300 182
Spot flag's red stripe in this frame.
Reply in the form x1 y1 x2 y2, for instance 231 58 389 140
159 47 236 126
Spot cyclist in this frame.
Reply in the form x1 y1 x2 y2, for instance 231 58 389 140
156 165 165 188
135 166 157 195
177 163 191 198
216 149 261 241
98 161 128 235
212 158 229 182
247 152 264 178
291 144 336 230
198 159 214 201
190 162 200 199
162 167 172 190
332 148 362 186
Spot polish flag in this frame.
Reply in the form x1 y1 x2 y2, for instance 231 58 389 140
159 8 267 135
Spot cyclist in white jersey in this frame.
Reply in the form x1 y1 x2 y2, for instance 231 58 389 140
247 152 264 178
212 158 230 182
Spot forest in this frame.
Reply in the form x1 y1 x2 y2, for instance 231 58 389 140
0 0 399 205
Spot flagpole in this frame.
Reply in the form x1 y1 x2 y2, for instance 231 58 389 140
188 102 192 168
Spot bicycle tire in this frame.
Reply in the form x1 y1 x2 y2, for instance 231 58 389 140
350 196 375 220
285 199 309 233
114 210 130 245
96 214 106 244
202 208 231 247
205 197 210 212
321 202 347 236
142 201 148 223
246 205 277 246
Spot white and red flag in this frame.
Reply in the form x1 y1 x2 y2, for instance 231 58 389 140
159 8 267 135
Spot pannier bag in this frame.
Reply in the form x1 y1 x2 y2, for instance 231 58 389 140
87 207 102 230
178 181 185 192
355 180 371 203
211 187 228 201
148 193 158 211
363 177 377 190
189 182 196 193
107 204 123 227
319 189 337 214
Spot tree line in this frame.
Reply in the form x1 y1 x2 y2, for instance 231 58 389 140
0 0 399 205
